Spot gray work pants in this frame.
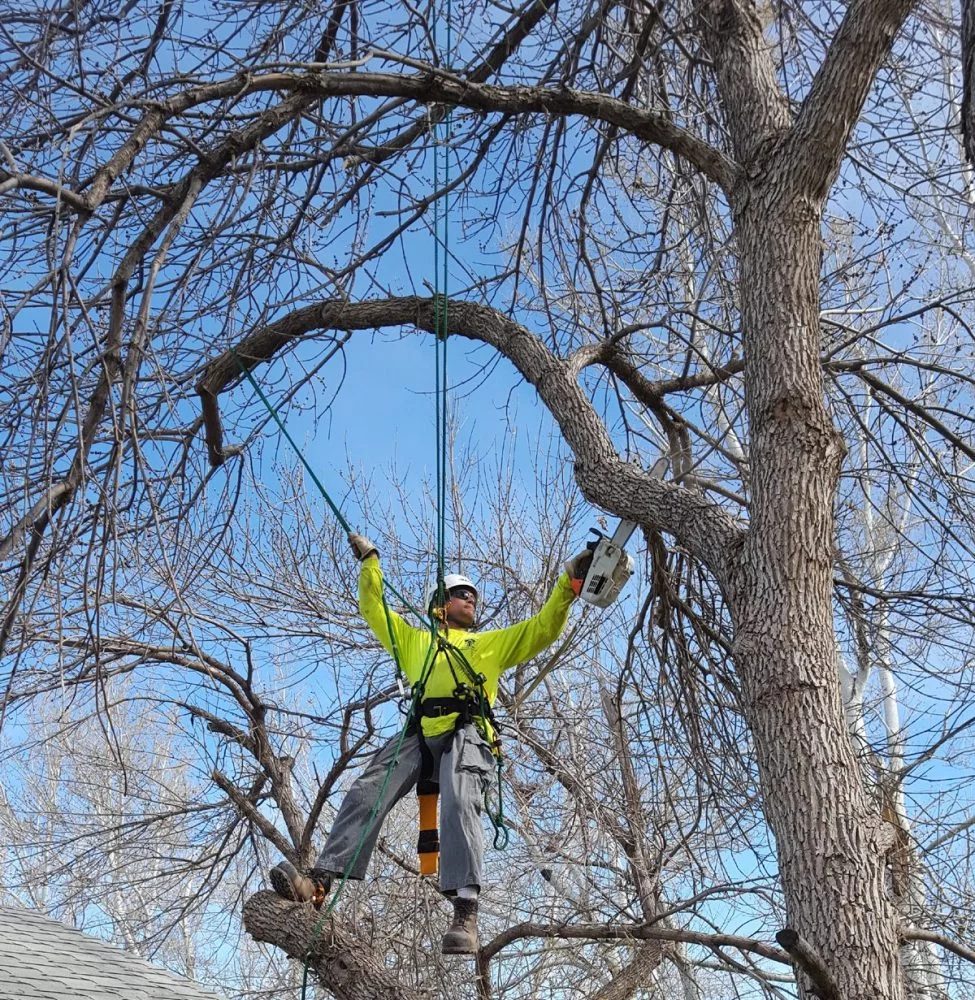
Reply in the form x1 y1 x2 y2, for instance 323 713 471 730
314 723 496 893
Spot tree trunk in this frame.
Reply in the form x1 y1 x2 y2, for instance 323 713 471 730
242 891 424 1000
728 185 904 999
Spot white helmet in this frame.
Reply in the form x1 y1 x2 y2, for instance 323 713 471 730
425 573 479 611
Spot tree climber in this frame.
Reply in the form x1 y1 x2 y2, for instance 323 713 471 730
269 531 593 954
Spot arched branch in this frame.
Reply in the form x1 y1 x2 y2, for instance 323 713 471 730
196 296 743 580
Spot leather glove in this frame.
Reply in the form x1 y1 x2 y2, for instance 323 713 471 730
348 532 378 561
564 547 593 585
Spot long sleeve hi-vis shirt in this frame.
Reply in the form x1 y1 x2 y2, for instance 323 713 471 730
358 556 576 737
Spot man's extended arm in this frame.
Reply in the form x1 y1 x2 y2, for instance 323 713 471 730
486 572 578 670
351 534 429 684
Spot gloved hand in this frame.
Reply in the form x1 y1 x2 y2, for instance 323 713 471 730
564 547 593 593
348 532 379 561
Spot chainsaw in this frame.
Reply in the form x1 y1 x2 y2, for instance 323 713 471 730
578 520 637 608
578 456 667 608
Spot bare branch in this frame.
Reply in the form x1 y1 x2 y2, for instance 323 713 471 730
197 295 743 575
480 919 791 966
786 0 920 200
901 926 975 965
775 927 840 1000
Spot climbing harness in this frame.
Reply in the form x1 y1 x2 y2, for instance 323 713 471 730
425 638 509 848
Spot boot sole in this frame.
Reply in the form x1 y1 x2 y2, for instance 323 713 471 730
269 866 299 901
441 936 479 955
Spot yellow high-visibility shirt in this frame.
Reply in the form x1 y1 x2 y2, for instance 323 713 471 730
358 555 576 736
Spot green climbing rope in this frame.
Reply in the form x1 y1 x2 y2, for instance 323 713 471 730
229 4 514 988
425 7 510 848
231 349 351 535
232 348 421 711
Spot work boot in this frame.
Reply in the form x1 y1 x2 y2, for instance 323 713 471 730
441 897 479 954
268 859 331 908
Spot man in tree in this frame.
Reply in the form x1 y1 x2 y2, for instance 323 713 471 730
269 531 593 954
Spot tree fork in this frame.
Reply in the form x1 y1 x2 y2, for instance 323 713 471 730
242 891 424 1000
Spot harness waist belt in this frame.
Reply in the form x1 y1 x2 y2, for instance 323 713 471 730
418 697 478 718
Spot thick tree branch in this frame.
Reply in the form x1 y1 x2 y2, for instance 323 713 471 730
196 296 743 578
786 0 919 200
0 169 90 210
775 927 840 1000
480 919 791 965
68 69 734 198
25 67 734 218
311 70 736 191
965 0 975 164
901 926 975 965
242 891 424 1000
696 0 790 162
0 482 72 563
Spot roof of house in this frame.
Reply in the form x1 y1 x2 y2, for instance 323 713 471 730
0 906 227 1000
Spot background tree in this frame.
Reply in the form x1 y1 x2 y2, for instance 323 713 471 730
1 452 797 999
4 0 975 998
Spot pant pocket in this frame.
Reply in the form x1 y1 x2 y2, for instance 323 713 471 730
457 726 494 779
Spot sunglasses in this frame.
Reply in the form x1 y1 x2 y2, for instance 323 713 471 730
448 587 477 604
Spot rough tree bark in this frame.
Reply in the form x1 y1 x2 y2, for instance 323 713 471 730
242 891 424 1000
212 272 901 997
964 0 975 164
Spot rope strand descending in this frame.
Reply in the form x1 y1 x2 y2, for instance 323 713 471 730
234 4 508 984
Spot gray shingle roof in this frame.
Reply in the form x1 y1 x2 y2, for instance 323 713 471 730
0 906 227 1000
